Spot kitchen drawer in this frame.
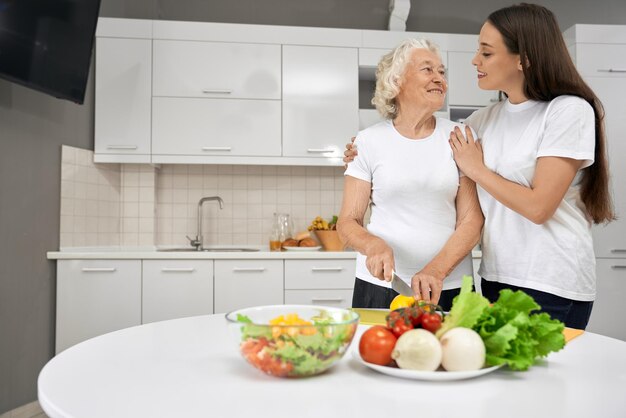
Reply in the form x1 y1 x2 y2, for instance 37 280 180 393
284 259 355 289
575 44 626 77
153 40 281 99
142 260 214 324
284 289 353 308
56 260 141 353
586 258 626 341
152 97 281 157
214 259 283 314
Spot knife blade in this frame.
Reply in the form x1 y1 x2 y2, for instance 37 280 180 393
391 270 413 297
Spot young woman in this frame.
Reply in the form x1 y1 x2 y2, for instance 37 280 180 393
344 4 614 329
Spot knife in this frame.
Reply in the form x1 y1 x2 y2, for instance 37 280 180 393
391 270 413 297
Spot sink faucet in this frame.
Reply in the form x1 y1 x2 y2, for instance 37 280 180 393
187 196 224 250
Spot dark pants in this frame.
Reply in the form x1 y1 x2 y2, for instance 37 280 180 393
480 278 594 330
351 277 461 312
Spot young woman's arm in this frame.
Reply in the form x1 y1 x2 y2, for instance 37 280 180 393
450 126 582 224
411 176 484 302
337 176 395 282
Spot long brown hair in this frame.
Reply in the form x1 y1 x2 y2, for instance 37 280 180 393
487 3 615 224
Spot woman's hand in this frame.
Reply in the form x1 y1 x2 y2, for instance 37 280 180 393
364 238 395 282
343 137 358 168
411 271 443 305
449 126 485 180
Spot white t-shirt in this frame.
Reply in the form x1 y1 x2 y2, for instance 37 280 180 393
345 118 473 290
466 95 596 301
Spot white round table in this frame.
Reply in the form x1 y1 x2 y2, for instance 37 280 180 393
38 314 626 418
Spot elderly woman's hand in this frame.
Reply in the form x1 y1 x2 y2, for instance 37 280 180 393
364 237 395 282
411 271 444 305
343 137 358 168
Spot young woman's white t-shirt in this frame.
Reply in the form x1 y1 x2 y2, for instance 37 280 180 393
466 95 596 301
345 118 473 290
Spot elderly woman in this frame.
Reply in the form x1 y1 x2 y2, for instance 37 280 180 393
338 39 484 310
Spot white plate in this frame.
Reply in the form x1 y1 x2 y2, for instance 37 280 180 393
283 246 322 251
352 350 502 381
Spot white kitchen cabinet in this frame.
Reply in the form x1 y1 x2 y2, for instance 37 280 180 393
447 51 499 107
56 260 141 353
152 40 281 99
284 259 355 308
586 259 626 341
94 37 152 163
214 260 283 313
152 98 281 157
142 260 214 324
282 45 359 158
565 25 626 258
586 77 626 258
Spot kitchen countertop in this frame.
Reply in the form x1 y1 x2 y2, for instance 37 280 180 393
38 313 626 418
47 247 482 260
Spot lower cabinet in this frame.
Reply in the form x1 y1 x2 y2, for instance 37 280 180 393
213 259 284 313
587 258 626 341
142 260 214 324
56 260 142 353
284 259 355 308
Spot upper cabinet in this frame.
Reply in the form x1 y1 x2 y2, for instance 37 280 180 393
94 18 482 165
151 40 282 161
152 40 281 99
94 37 152 163
282 45 358 158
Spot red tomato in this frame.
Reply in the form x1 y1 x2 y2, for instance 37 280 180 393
359 326 397 365
386 312 413 337
405 306 423 327
421 313 442 333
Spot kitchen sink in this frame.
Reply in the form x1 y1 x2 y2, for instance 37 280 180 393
157 247 260 252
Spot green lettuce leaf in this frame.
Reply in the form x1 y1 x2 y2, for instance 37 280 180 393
436 275 489 337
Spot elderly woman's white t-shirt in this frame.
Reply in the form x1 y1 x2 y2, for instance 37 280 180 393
345 118 473 290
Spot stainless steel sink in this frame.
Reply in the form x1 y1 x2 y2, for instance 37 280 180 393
157 247 260 252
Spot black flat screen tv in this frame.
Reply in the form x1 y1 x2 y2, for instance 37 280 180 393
0 0 102 104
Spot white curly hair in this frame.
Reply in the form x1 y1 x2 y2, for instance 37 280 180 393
372 38 442 120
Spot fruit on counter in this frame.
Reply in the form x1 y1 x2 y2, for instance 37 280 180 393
420 312 442 333
440 327 485 371
391 329 442 371
359 325 397 366
307 215 338 231
389 294 415 311
386 310 413 337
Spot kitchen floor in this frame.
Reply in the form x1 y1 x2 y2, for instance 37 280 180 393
0 401 48 418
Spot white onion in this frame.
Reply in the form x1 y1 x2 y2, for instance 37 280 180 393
440 327 486 371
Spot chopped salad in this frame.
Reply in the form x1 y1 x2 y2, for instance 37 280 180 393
236 311 357 377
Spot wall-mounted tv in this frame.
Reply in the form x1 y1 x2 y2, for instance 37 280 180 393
0 0 102 104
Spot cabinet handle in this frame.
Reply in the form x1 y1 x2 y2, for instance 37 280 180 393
202 147 232 152
597 69 626 73
311 297 344 303
81 267 116 272
161 268 196 273
202 89 232 94
611 265 626 270
611 249 626 253
306 148 334 153
311 267 344 272
106 145 138 150
232 267 266 272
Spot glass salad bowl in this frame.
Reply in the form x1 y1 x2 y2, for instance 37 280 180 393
225 305 359 378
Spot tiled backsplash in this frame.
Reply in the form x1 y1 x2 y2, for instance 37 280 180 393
155 164 345 246
60 146 121 247
59 146 345 248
